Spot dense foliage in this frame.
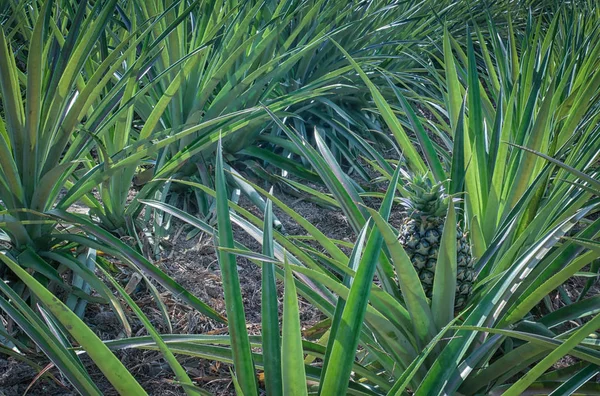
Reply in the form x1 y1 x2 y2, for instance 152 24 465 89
0 0 599 395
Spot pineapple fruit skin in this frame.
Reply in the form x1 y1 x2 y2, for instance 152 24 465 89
398 217 474 309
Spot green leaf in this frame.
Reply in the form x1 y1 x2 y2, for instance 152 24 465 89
320 221 369 392
330 39 427 176
320 219 384 395
42 251 131 335
508 145 600 193
366 207 437 349
49 210 225 324
449 98 467 195
431 202 457 328
99 267 200 396
465 25 488 218
215 139 258 396
500 312 600 395
282 256 308 396
0 253 146 395
416 209 591 395
503 250 598 327
261 190 283 396
387 316 462 396
383 74 445 183
0 280 101 394
548 364 600 396
443 27 463 132
262 106 366 234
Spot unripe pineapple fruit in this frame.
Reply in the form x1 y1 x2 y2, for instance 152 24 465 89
397 174 474 309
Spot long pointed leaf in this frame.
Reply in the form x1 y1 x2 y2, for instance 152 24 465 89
261 190 283 396
215 140 258 395
282 257 308 396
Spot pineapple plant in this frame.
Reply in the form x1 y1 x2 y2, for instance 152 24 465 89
397 173 474 309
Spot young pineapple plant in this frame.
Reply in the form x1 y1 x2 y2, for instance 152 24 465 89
398 173 474 308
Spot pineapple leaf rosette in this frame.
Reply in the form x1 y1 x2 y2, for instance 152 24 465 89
397 174 474 309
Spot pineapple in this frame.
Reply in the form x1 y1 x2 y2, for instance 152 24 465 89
397 174 474 309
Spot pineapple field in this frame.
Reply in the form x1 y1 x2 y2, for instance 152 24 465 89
0 0 599 395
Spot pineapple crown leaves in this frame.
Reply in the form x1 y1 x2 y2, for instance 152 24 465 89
398 172 449 219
